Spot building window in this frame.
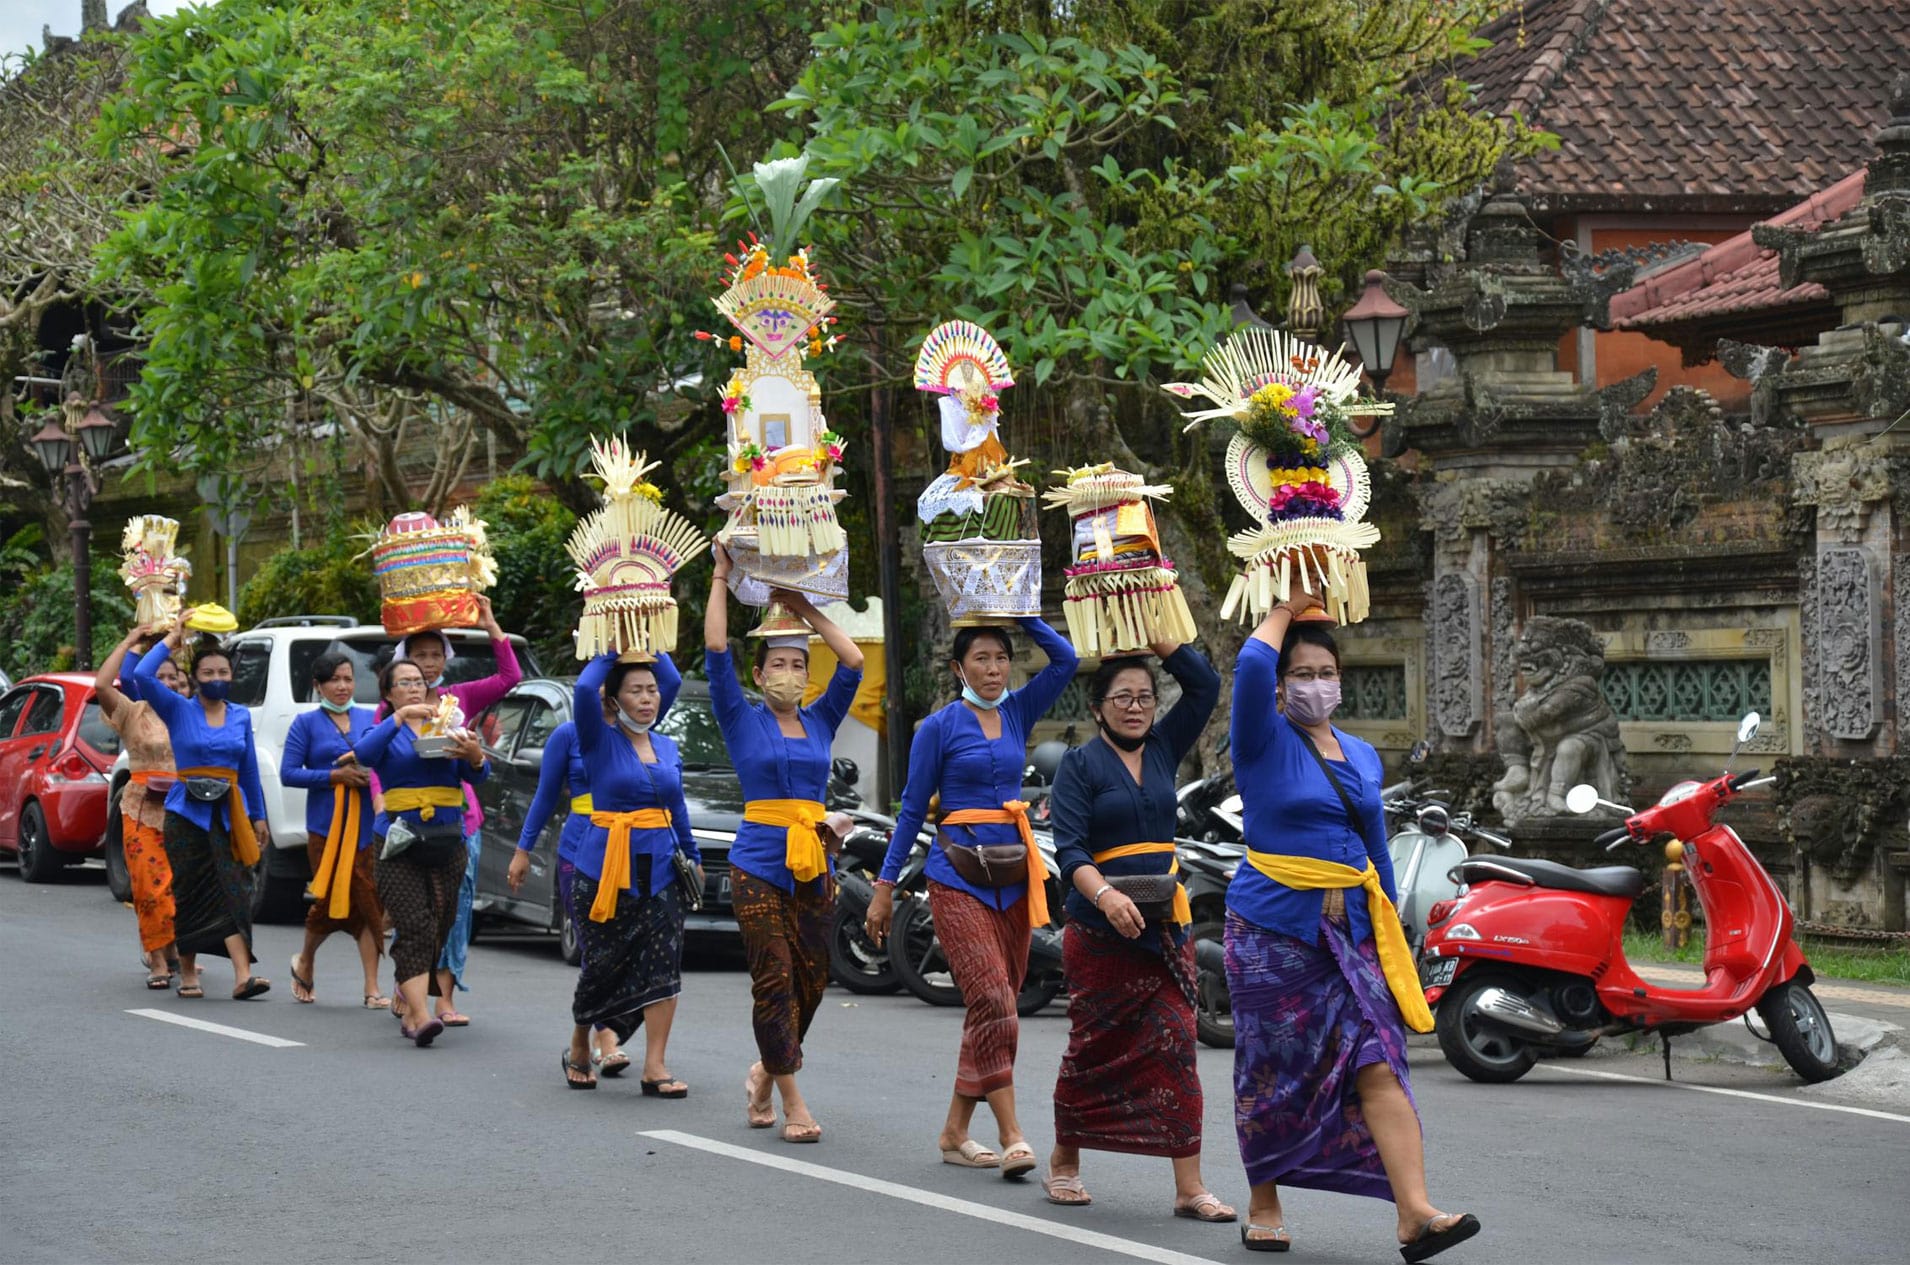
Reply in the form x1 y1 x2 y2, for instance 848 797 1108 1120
1339 664 1408 721
1601 660 1773 723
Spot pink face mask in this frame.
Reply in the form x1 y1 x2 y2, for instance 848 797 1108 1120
1283 678 1341 726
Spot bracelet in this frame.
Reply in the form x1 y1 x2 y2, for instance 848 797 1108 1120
873 878 896 890
1090 883 1112 909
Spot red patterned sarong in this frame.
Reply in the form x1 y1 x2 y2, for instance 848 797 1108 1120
1053 921 1202 1158
928 880 1030 1098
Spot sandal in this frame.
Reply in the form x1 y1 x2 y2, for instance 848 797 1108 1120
1174 1192 1237 1223
362 992 391 1009
998 1141 1036 1180
437 1010 470 1027
1400 1213 1480 1264
145 972 172 990
400 1017 443 1048
780 1119 822 1144
561 1050 597 1089
940 1139 1000 1168
1043 1173 1091 1206
597 1051 631 1078
641 1076 689 1098
1241 1223 1292 1253
233 977 271 1001
290 956 315 1004
176 982 204 999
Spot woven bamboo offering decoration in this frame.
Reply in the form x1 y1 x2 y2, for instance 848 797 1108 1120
118 515 192 629
1042 464 1197 656
1163 328 1391 625
566 437 707 660
368 507 499 636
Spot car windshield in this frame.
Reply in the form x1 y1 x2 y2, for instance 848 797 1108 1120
655 695 730 767
288 637 539 705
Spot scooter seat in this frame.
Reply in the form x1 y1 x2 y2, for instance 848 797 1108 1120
1455 856 1645 899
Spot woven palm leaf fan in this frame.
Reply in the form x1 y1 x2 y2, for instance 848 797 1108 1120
914 320 1014 396
567 437 708 660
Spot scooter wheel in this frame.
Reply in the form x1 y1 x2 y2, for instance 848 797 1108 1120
1757 980 1840 1083
1436 971 1539 1084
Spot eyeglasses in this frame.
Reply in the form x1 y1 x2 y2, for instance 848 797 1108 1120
1284 669 1340 683
1103 692 1157 711
389 677 427 690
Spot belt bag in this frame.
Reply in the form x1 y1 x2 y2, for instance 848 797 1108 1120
1105 873 1178 921
382 814 464 867
938 833 1028 888
184 777 231 803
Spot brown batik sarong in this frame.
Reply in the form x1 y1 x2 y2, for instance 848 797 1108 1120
927 879 1031 1098
733 869 832 1075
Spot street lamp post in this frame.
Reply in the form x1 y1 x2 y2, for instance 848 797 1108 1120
1340 269 1410 440
30 396 118 672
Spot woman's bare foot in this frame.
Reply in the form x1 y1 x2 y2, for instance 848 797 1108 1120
1243 1195 1290 1247
745 1062 775 1128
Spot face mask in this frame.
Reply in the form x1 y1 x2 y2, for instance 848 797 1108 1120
1096 716 1147 752
198 679 231 702
428 675 445 690
1283 678 1341 727
761 672 807 711
320 697 353 715
957 670 1003 711
617 708 653 735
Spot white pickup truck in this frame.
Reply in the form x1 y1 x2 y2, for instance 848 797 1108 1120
104 617 538 921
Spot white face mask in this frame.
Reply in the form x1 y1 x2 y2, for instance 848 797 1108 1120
617 708 653 735
957 669 1004 711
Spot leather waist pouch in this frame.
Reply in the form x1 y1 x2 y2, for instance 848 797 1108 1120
184 777 230 803
1106 873 1178 921
938 835 1028 888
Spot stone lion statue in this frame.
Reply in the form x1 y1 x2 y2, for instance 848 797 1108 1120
1491 616 1629 823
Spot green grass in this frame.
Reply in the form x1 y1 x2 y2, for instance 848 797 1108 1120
1623 930 1910 988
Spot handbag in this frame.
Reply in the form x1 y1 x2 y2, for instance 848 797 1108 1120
636 755 703 912
938 830 1029 888
184 777 231 803
1104 872 1178 921
379 813 464 868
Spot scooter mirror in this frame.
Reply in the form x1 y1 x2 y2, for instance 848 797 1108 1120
1737 712 1761 745
1408 739 1432 765
1564 784 1600 816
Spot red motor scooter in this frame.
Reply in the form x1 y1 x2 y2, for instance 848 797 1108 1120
1419 712 1840 1084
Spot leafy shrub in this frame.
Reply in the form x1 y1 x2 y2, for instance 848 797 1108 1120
0 559 136 675
236 526 382 628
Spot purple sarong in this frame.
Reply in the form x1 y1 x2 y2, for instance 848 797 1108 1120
1225 909 1416 1200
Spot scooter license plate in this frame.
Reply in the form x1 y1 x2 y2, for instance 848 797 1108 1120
1420 957 1458 988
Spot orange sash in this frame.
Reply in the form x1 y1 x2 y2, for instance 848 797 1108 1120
176 767 260 866
939 800 1049 926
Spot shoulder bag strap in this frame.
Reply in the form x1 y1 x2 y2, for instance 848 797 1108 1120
1296 727 1362 833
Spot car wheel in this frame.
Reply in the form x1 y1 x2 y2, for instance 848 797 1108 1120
104 781 133 904
558 897 582 966
18 802 66 883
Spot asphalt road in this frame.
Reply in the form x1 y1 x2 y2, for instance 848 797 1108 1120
4 865 1906 1265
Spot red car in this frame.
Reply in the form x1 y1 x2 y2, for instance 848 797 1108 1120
0 673 117 881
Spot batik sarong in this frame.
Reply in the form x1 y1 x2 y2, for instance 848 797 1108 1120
570 872 684 1042
162 811 251 959
377 845 465 994
928 879 1031 1098
303 834 385 944
733 870 831 1075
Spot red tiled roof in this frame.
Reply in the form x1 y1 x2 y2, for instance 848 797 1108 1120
1609 169 1865 328
1452 0 1908 213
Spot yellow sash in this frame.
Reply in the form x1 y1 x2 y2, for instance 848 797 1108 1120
308 783 365 919
1090 842 1192 925
569 793 594 815
1244 852 1433 1033
177 767 260 866
381 786 467 821
941 800 1050 926
742 798 830 884
587 808 675 922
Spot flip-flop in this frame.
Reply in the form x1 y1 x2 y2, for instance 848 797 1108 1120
780 1120 822 1144
998 1141 1036 1180
1241 1223 1291 1253
145 972 172 990
1400 1213 1480 1263
1174 1192 1238 1223
641 1077 689 1098
290 956 315 1003
362 992 391 1009
437 1010 470 1027
1043 1174 1091 1206
561 1050 597 1089
940 1139 1000 1168
401 1017 444 1048
597 1051 631 1078
232 977 271 1000
176 982 204 999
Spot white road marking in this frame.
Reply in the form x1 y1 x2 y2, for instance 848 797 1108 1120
640 1129 1224 1265
1536 1063 1910 1124
126 1008 304 1048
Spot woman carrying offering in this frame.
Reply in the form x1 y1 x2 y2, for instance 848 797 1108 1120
865 618 1078 1178
357 659 490 1047
381 595 521 1026
706 545 863 1144
281 652 385 1009
553 654 700 1090
95 624 187 990
133 620 271 1000
1045 643 1231 1220
1227 583 1479 1261
508 655 683 1076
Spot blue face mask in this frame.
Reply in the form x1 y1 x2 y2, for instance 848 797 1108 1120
198 679 231 702
958 671 1003 711
319 697 353 714
429 675 445 690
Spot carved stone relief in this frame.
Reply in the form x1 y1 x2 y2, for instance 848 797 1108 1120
1489 576 1517 714
1815 547 1880 741
1490 616 1630 825
1793 446 1892 544
1430 572 1483 738
1898 561 1910 748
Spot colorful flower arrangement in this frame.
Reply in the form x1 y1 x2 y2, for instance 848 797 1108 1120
1235 374 1361 523
732 441 768 474
815 430 846 466
695 233 844 357
721 379 752 415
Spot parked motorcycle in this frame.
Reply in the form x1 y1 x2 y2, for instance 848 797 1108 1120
1180 837 1243 1048
890 831 1068 1016
1423 712 1839 1084
1385 790 1511 957
829 818 909 994
1177 776 1241 846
